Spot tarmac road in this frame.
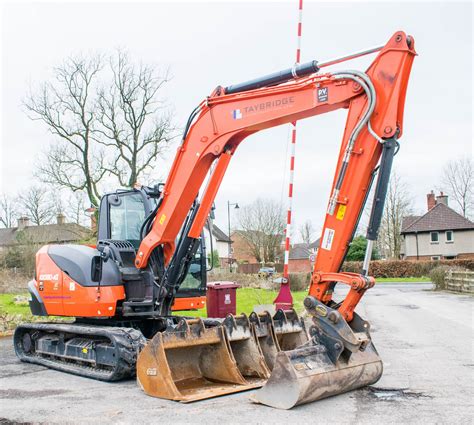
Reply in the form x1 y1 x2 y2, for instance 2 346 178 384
0 283 473 424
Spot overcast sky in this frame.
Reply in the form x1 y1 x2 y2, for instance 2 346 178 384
1 1 472 236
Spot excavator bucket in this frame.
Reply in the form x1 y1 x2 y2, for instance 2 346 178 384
249 311 280 370
137 318 256 402
248 310 308 371
252 300 383 409
220 314 271 383
272 309 309 351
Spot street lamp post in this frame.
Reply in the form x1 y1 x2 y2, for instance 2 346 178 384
227 201 239 272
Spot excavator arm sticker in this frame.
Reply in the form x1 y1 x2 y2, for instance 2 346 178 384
321 228 335 251
336 204 347 221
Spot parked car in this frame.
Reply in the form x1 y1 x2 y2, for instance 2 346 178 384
258 267 276 279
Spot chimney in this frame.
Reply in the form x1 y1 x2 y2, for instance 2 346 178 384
56 213 66 225
427 191 436 211
17 216 30 229
85 206 97 231
436 191 448 206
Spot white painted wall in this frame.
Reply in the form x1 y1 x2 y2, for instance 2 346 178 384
203 228 229 260
403 229 474 258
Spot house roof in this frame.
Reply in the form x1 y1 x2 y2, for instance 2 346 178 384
205 223 231 242
289 243 310 260
309 238 320 249
401 215 420 231
401 203 474 234
289 238 319 260
0 223 90 247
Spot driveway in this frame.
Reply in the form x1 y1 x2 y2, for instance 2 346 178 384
0 283 472 424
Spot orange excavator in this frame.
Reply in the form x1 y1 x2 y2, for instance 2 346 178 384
14 31 416 409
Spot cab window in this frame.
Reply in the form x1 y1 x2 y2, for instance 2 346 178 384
109 193 146 248
180 251 204 291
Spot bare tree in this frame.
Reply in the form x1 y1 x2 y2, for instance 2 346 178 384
66 191 87 225
19 187 54 225
96 51 175 187
24 55 105 207
237 198 285 263
24 51 174 206
0 194 19 228
299 220 315 244
377 172 413 259
439 158 473 218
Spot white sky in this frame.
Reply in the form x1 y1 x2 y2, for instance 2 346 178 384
1 0 472 236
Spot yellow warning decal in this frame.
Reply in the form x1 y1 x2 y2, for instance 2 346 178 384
336 204 347 221
159 214 166 225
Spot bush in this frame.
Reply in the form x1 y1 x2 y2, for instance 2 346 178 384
341 259 474 278
429 265 467 290
208 271 262 288
288 273 311 291
208 250 220 268
429 266 450 290
346 236 379 261
207 271 311 291
0 268 30 294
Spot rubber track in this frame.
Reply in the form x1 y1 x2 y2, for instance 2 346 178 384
13 323 146 381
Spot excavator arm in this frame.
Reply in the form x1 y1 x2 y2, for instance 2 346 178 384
135 31 416 318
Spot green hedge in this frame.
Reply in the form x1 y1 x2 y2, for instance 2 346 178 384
342 259 474 278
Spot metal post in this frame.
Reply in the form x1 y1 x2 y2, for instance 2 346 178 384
227 201 239 272
227 201 231 272
274 0 304 310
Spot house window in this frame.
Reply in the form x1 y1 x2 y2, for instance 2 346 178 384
445 230 454 243
430 232 439 243
431 256 441 261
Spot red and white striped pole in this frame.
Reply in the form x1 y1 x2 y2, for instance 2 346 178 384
275 0 303 310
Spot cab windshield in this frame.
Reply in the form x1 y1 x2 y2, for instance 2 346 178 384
109 193 146 249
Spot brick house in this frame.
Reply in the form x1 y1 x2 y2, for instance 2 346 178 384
288 239 320 273
230 231 259 264
231 230 285 264
401 192 474 260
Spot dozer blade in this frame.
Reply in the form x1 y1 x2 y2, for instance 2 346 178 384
221 314 271 382
137 318 255 402
252 299 383 409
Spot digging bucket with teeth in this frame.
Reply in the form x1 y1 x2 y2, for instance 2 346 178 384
272 309 309 351
248 311 281 370
137 318 255 402
251 297 383 409
220 314 271 383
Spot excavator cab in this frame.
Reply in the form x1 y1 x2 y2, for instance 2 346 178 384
97 186 207 311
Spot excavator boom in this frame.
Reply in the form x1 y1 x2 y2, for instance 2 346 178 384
135 31 415 311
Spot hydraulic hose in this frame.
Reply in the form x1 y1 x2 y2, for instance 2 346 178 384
326 70 382 215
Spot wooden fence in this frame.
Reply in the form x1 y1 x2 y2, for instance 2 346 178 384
445 270 474 294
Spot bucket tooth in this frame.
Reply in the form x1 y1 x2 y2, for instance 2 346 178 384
137 318 255 402
272 309 309 351
249 311 280 370
222 314 271 381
